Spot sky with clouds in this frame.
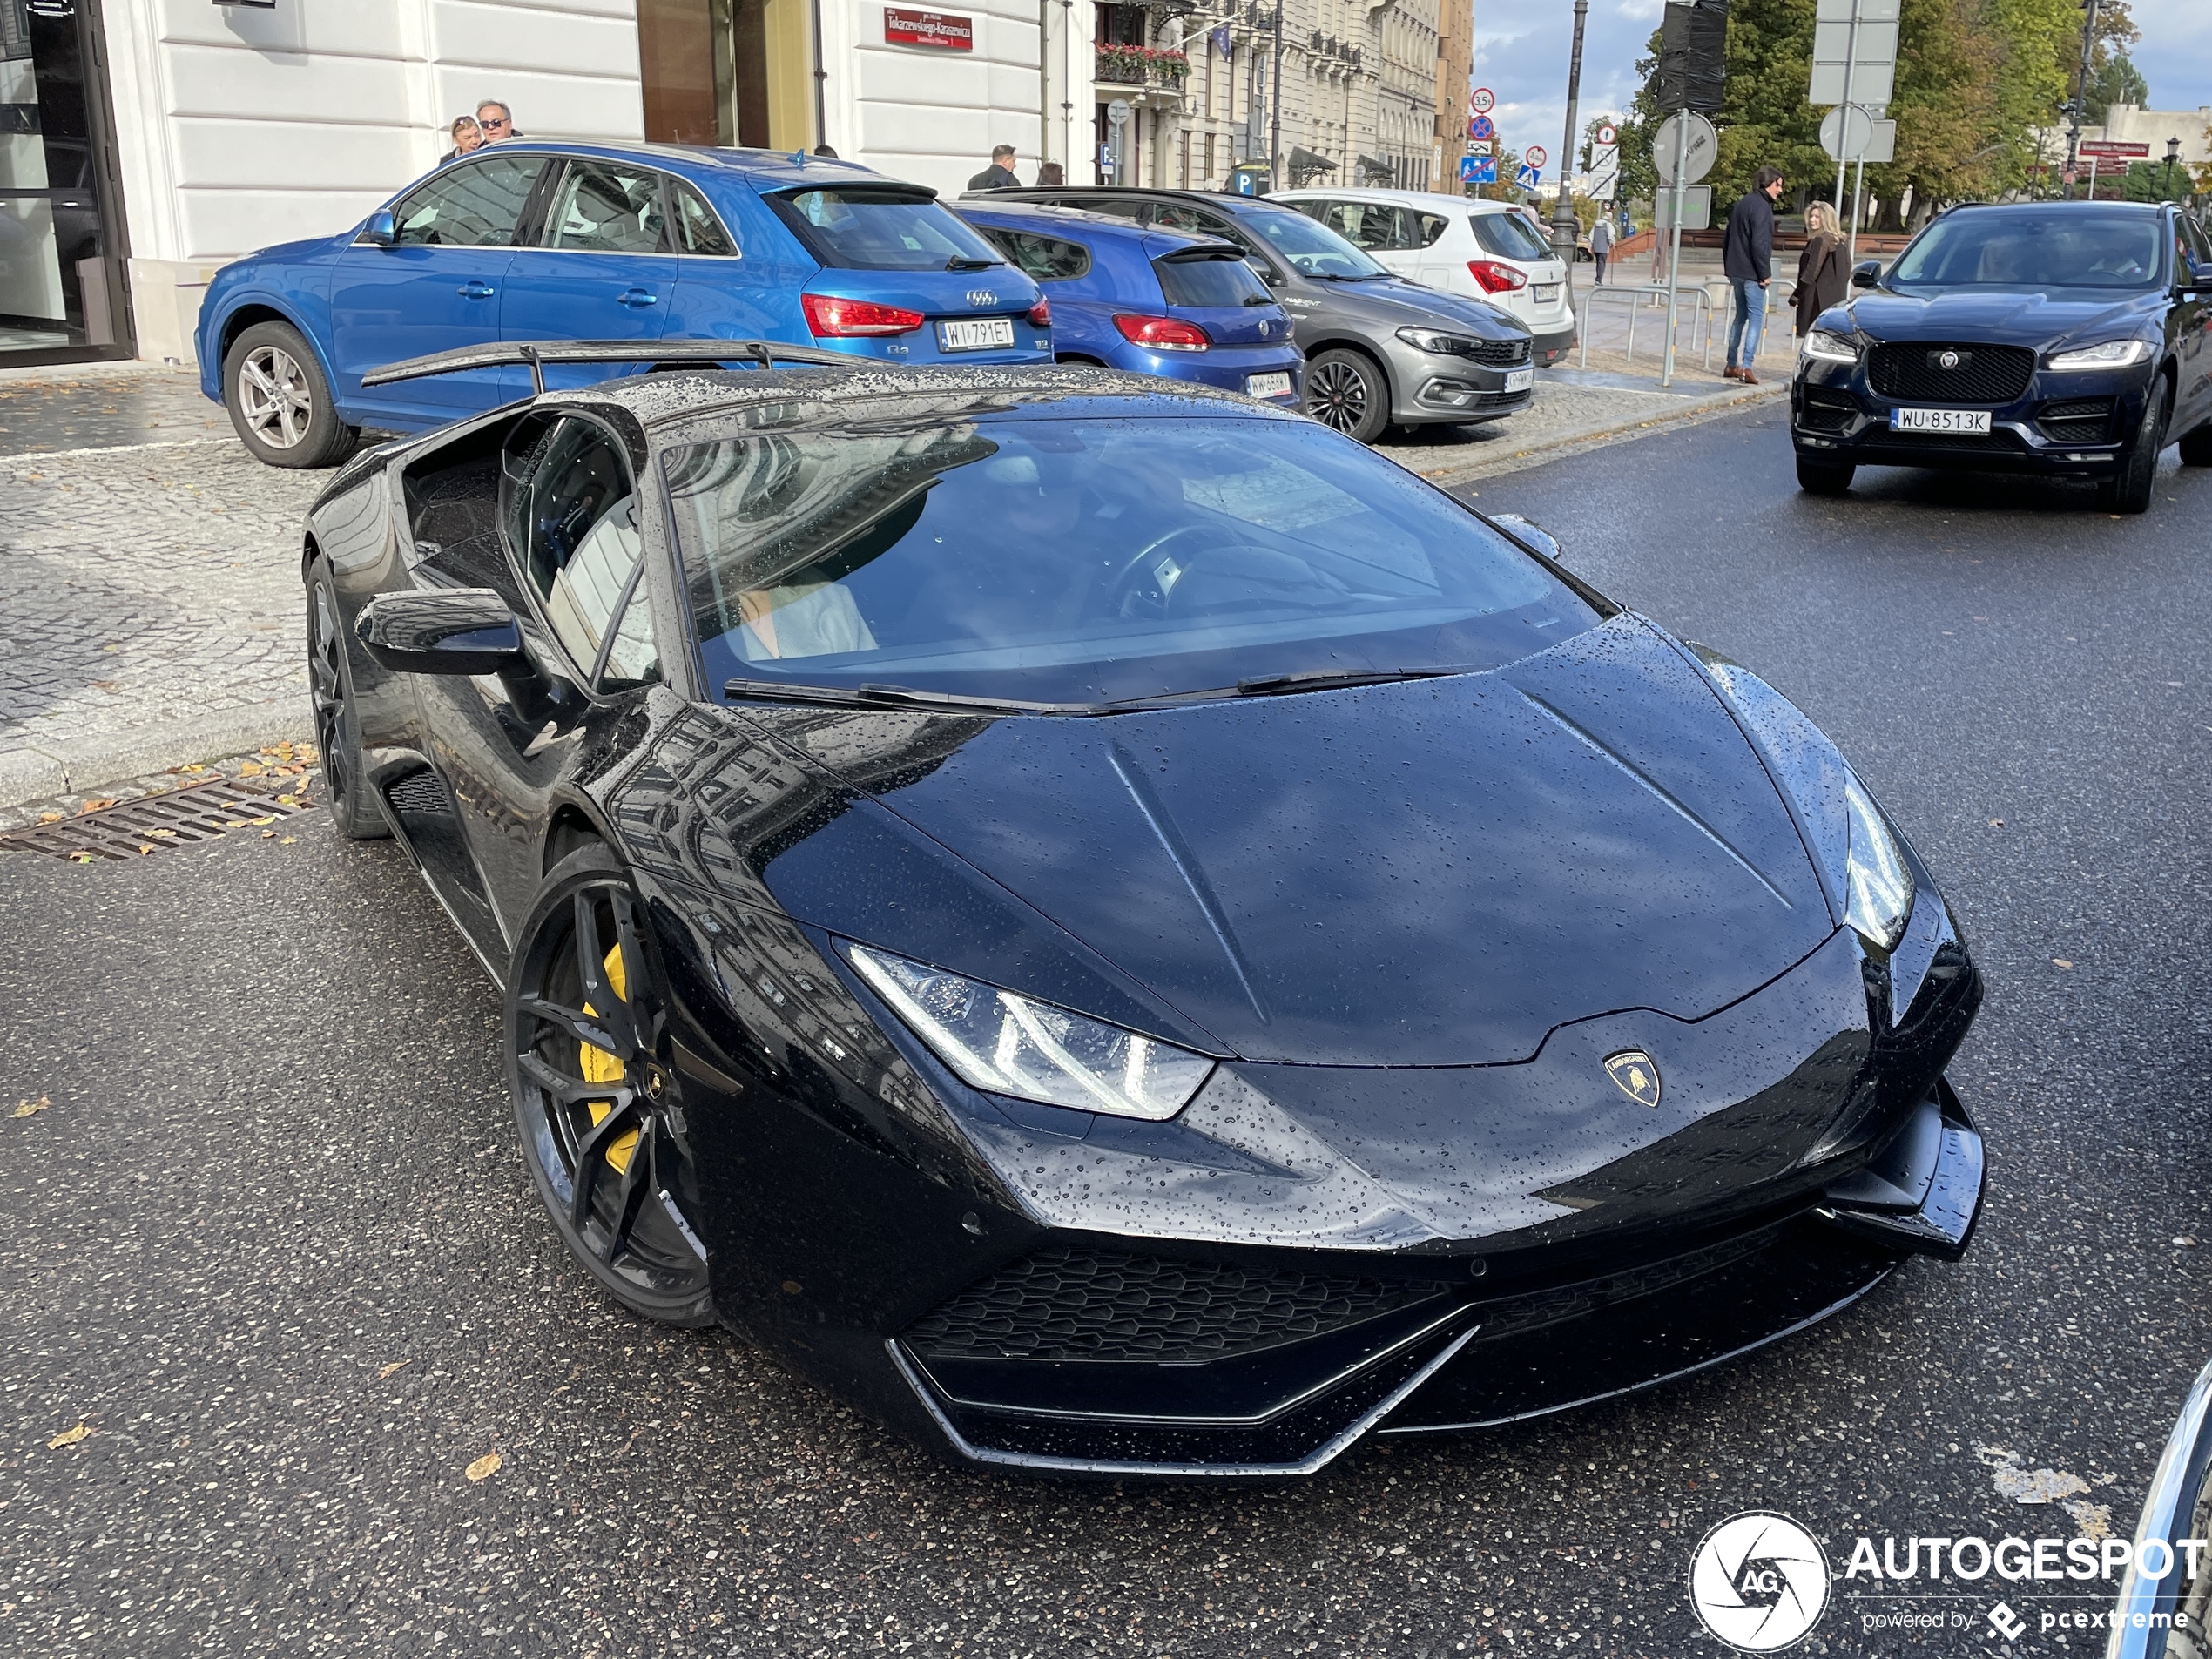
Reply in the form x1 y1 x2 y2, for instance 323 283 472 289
1467 0 2211 184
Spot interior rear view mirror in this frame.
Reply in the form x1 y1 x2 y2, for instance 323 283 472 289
358 589 526 677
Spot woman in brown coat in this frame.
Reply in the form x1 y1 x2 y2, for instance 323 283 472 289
1793 201 1848 339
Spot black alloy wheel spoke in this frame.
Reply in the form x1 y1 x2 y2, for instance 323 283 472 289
567 1096 643 1232
598 1118 657 1265
571 892 641 1058
517 1050 633 1109
520 995 629 1057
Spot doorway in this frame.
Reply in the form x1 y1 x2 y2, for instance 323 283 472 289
637 0 813 152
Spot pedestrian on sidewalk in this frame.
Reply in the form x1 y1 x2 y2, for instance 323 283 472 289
1588 213 1613 285
1722 165 1784 384
968 145 1022 191
1036 160 1065 186
475 100 523 143
439 115 483 165
1791 201 1847 344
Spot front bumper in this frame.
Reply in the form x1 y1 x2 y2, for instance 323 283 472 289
1791 352 2154 476
1388 340 1540 426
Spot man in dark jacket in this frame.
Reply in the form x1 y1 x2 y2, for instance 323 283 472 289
1722 165 1784 383
968 145 1022 191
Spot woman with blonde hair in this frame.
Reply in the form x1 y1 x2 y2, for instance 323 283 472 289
1793 200 1848 339
440 115 483 165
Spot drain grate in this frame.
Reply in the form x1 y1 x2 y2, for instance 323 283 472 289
0 773 316 861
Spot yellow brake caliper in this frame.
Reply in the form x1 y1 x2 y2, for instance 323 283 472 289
578 942 639 1176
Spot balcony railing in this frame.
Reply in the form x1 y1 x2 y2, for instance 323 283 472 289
1095 44 1190 87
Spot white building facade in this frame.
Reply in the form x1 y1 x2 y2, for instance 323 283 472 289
5 0 1091 369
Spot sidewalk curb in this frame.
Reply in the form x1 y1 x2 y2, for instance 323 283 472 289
0 700 310 813
1404 380 1790 489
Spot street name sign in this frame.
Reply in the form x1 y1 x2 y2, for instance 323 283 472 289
1653 112 1717 184
2079 140 2151 158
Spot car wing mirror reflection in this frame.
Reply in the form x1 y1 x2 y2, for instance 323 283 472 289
1489 511 1564 563
358 589 527 677
1850 258 1883 290
359 209 396 248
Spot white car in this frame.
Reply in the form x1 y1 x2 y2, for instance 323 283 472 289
1272 188 1577 367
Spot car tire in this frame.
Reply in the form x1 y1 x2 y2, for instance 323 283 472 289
306 559 389 841
1304 347 1391 445
2178 421 2212 468
2098 381 2170 514
506 844 717 1329
1796 456 1855 496
223 320 359 469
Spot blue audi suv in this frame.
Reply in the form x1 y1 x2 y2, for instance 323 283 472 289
1791 200 2212 513
196 142 1050 467
954 201 1304 407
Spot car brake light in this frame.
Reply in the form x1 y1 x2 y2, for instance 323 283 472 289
1028 297 1051 328
1467 260 1530 295
801 293 925 337
1113 314 1209 352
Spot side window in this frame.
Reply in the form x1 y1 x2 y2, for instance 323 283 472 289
1148 201 1212 232
1194 212 1278 284
390 155 545 247
511 419 661 688
1414 212 1450 248
672 180 738 256
980 226 1091 281
543 160 669 253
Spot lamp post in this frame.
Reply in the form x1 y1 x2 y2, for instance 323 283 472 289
1551 0 1589 276
2164 136 2181 201
2064 0 2098 199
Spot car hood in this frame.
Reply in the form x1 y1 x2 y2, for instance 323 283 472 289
1312 276 1529 339
1842 286 2162 346
787 614 1834 1067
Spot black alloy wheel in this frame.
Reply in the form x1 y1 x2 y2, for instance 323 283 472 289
222 320 360 469
306 562 388 840
1796 455 1856 496
1304 348 1390 445
2100 380 2171 515
507 845 715 1326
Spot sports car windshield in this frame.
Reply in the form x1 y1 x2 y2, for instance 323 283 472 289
1887 208 2166 292
665 412 1593 708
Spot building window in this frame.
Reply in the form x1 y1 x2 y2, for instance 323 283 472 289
638 0 811 151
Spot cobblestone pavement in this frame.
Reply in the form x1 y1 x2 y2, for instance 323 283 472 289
0 361 228 456
0 437 323 806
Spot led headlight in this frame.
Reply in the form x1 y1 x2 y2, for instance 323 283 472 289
1802 328 1861 364
1842 772 1914 952
1395 326 1488 356
2047 338 2151 371
1694 649 1919 954
846 945 1215 1120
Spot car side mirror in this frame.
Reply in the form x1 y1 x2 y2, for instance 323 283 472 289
358 589 526 676
2190 260 2212 293
1490 511 1563 563
1850 259 1882 289
359 209 396 248
2105 1355 2212 1658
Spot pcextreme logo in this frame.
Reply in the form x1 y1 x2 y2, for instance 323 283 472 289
1689 1512 1831 1652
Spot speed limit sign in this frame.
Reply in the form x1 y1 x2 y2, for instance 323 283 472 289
1469 87 1494 115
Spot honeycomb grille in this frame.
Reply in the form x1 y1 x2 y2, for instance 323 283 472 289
1465 337 1532 368
1798 389 1857 433
1869 342 2033 403
383 769 452 817
903 1248 1453 1364
2037 397 2114 442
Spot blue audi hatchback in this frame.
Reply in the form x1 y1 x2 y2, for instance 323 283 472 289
954 201 1303 406
197 141 1050 466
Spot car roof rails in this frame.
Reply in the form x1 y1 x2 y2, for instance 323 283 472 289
361 338 854 395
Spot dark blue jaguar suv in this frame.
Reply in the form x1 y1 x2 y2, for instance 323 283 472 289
1791 200 2212 513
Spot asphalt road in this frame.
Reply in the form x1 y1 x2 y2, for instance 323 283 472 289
5 415 2211 1658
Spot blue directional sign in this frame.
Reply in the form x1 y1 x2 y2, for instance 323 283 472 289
1515 164 1542 190
1460 155 1496 184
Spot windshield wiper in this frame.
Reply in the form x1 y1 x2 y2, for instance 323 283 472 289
724 678 1093 716
1103 666 1492 709
944 255 1001 272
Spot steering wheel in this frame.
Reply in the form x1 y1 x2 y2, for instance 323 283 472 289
1103 524 1220 621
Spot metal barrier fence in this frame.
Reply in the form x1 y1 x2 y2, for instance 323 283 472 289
1573 278 1786 377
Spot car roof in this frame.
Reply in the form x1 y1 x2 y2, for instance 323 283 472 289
976 185 1305 218
546 361 1294 435
1277 185 1508 214
954 199 1244 253
462 138 893 192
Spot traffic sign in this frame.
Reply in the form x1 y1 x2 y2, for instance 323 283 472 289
1470 87 1494 115
1106 98 1131 127
1466 140 1493 156
1819 105 1894 163
1587 145 1619 201
1653 112 1717 184
1524 145 1548 170
1655 185 1713 231
1595 122 1616 145
1460 154 1496 184
1515 164 1542 191
1811 0 1900 108
1468 113 1494 141
2080 140 2150 158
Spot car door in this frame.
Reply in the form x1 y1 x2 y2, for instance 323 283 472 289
329 152 547 427
415 413 664 941
2174 214 2212 430
662 177 793 344
499 158 679 394
972 221 1109 360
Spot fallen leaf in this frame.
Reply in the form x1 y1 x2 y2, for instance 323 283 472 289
260 830 276 839
68 852 94 865
275 796 300 809
12 1096 50 1119
237 760 265 777
2053 958 2074 969
145 828 176 837
47 1423 90 1449
377 1359 412 1379
137 846 156 856
76 799 113 814
2175 1237 2199 1248
249 816 275 826
279 836 298 845
38 812 61 824
465 1453 503 1482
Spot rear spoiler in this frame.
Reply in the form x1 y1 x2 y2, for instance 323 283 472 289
361 338 855 394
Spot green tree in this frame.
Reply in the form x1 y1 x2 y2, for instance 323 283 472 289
2080 51 2148 124
1984 0 2076 192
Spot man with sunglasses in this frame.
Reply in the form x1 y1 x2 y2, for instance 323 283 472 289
475 101 524 143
